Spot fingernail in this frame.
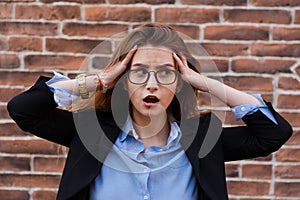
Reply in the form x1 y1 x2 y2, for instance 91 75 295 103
133 45 138 49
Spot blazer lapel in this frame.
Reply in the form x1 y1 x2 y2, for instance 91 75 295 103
183 113 228 200
58 110 121 200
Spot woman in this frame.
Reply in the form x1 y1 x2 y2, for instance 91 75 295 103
7 23 292 200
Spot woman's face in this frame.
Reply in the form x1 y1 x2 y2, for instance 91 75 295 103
127 46 179 126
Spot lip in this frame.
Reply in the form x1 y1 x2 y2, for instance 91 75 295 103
143 95 160 107
143 102 158 107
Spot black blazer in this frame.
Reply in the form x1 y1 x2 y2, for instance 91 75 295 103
7 76 292 200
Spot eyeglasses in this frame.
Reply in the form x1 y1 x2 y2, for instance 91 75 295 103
128 68 178 85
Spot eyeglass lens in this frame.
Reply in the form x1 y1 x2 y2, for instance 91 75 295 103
129 69 177 85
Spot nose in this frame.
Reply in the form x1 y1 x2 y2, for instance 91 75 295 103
145 72 158 91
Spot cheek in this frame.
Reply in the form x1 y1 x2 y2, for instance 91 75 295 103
127 85 141 103
162 87 176 102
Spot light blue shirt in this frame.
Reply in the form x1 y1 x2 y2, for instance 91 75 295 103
90 117 198 200
46 72 278 200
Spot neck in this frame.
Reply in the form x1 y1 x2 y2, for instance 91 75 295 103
132 113 170 149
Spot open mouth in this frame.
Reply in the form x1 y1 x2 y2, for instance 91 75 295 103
143 95 159 104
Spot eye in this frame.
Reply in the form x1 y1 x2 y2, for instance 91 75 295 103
134 68 148 76
158 69 173 76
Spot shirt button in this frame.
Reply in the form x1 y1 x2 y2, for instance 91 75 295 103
143 168 149 173
144 195 149 199
241 107 246 111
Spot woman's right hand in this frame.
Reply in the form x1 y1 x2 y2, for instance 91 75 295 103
100 46 137 90
50 46 137 95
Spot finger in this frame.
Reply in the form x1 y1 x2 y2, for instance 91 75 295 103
121 46 138 66
179 54 188 67
111 46 138 75
173 52 187 72
102 46 138 87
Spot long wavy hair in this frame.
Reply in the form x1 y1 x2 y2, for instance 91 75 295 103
72 22 204 122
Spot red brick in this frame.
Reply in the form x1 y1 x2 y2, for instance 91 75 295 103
0 105 11 119
0 54 20 68
204 26 269 40
40 0 104 3
197 92 225 108
46 38 111 54
275 165 300 179
201 43 248 57
0 71 52 86
239 198 266 200
295 64 300 78
0 174 61 188
63 23 128 37
286 130 300 145
275 182 300 196
225 163 239 177
34 157 66 172
242 164 272 179
0 37 9 50
273 27 300 40
155 8 219 23
85 7 151 22
250 154 272 161
24 55 86 70
0 140 63 155
223 76 273 91
295 10 300 24
0 88 24 102
0 0 34 1
223 110 245 126
0 123 30 137
232 58 294 74
0 22 58 36
227 181 270 195
15 5 80 20
252 43 300 57
278 76 300 90
0 156 30 171
261 94 273 102
180 0 247 5
110 0 174 3
198 59 229 73
279 112 300 126
276 148 300 162
278 94 300 109
252 0 300 6
0 190 29 200
224 9 291 24
32 190 57 200
8 37 42 52
0 4 12 19
171 25 200 40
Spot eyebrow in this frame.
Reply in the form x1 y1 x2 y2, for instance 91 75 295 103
131 63 175 68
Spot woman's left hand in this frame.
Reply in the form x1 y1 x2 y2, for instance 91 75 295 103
173 53 209 92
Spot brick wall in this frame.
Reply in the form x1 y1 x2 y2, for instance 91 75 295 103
1 0 300 199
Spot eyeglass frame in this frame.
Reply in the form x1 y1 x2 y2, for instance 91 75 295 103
127 69 179 85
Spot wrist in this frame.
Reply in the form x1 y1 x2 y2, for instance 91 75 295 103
76 74 90 99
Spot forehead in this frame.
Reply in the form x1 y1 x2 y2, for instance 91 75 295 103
131 46 174 65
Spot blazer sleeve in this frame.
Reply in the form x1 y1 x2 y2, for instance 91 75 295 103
222 102 292 162
7 76 75 147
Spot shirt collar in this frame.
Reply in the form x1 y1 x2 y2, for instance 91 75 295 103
120 115 181 144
